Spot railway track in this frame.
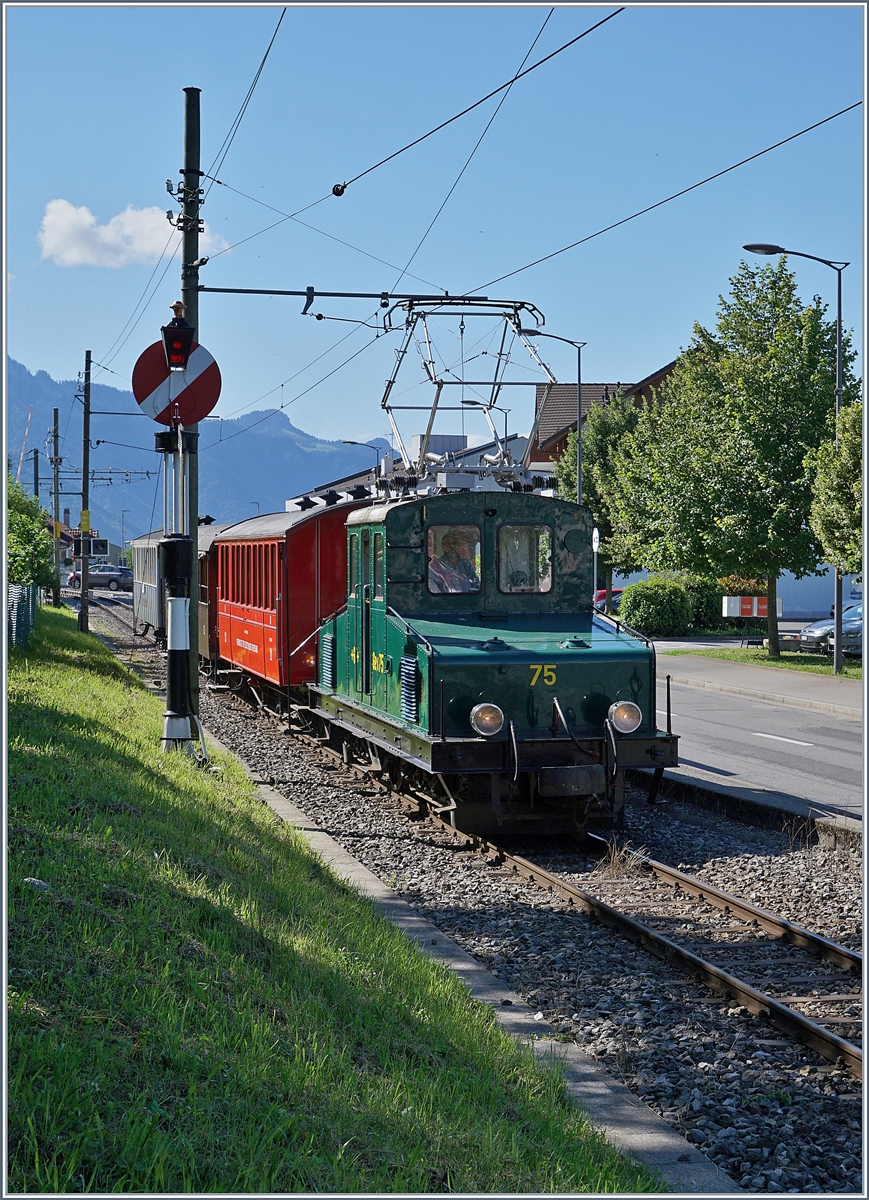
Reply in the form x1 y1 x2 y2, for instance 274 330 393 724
82 599 863 1079
282 725 864 1081
82 602 863 1190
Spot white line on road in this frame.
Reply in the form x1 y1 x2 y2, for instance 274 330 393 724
749 731 814 747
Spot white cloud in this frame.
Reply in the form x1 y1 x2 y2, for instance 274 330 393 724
37 199 227 268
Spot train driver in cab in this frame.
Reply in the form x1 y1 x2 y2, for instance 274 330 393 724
428 526 480 594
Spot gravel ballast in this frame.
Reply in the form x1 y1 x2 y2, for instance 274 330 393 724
94 608 864 1195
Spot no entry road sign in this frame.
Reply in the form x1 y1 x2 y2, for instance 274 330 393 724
132 341 221 425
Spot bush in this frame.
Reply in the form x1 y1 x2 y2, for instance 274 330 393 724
619 576 691 638
718 574 767 597
679 573 725 629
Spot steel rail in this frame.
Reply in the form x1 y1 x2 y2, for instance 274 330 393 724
497 844 862 1080
416 811 862 1080
586 832 862 973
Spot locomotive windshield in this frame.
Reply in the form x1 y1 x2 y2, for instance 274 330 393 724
427 525 481 594
498 524 552 593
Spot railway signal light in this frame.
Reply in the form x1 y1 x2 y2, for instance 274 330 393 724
162 322 195 370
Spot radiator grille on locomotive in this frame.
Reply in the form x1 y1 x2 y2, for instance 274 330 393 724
399 655 419 723
321 633 336 689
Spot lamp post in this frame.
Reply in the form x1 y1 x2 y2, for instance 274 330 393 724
121 509 131 565
743 243 850 674
343 440 381 477
250 501 260 516
517 329 587 505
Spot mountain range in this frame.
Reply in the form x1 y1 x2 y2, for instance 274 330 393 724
6 358 389 545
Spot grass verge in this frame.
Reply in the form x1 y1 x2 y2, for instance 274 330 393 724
660 645 862 680
8 608 663 1194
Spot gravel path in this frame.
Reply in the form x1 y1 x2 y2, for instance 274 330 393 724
93 606 864 1194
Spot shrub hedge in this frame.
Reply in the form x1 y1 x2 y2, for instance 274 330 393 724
619 577 691 637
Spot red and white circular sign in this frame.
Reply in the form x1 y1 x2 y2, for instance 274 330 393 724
132 340 221 425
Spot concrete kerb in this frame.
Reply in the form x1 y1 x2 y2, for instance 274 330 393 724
663 673 862 721
201 727 742 1195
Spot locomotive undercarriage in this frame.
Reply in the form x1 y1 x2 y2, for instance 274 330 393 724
203 664 635 837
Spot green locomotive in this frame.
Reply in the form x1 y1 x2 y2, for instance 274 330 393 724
311 489 678 836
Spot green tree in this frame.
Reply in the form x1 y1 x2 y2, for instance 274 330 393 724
608 258 860 656
555 391 641 609
7 475 57 589
806 400 862 577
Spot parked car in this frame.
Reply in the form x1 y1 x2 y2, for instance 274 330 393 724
798 604 861 653
68 565 133 592
829 614 863 659
593 588 623 613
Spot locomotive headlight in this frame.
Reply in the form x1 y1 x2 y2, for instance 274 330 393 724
470 702 504 737
608 700 642 733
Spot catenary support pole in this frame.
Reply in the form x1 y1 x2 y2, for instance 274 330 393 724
833 265 844 675
576 345 582 507
33 448 39 500
52 408 61 606
79 350 92 632
182 86 201 713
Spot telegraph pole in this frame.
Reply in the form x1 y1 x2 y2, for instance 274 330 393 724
51 409 61 606
78 350 92 632
181 85 202 714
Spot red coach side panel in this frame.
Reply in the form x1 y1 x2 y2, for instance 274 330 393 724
215 502 368 692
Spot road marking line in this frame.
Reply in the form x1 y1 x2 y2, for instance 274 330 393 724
750 731 814 747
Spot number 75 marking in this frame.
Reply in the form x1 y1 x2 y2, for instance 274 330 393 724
529 664 556 686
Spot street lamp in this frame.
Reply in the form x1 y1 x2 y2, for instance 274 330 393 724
516 329 587 504
250 501 260 516
743 243 850 673
121 509 131 564
343 440 381 477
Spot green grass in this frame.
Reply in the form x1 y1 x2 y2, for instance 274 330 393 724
661 645 862 680
8 608 663 1194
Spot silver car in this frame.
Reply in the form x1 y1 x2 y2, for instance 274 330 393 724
799 604 861 653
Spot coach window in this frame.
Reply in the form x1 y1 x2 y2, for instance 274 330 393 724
373 533 384 599
427 525 481 594
498 524 552 593
349 534 359 596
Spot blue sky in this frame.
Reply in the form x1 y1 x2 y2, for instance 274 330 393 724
5 3 865 449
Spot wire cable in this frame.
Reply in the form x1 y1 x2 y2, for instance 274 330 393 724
207 9 623 265
471 100 863 292
204 8 287 195
202 175 444 289
201 333 382 448
337 8 624 192
393 8 554 290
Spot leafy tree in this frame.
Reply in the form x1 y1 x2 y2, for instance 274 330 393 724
7 475 56 589
555 390 641 610
806 401 862 577
608 258 860 656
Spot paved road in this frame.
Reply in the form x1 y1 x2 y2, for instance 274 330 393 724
656 677 862 823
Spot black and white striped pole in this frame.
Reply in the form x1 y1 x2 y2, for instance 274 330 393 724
159 529 195 751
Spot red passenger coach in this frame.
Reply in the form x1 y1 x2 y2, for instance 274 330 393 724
213 502 365 690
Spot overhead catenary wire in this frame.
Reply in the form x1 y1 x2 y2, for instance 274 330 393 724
92 12 286 381
336 8 624 193
203 7 287 197
201 333 382 449
202 176 445 292
392 7 554 291
471 100 863 293
208 9 623 266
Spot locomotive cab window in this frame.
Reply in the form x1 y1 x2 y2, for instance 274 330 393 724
498 524 552 593
373 533 384 599
427 525 481 594
349 534 359 596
